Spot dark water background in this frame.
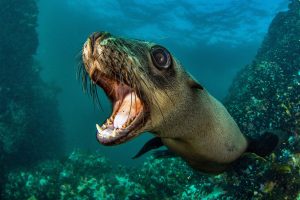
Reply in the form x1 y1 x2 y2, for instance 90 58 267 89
36 0 288 166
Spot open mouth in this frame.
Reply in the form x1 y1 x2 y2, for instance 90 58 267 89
92 71 148 145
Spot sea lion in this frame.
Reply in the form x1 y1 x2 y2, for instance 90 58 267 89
80 32 278 174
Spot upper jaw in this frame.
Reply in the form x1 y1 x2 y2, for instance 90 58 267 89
96 108 149 145
94 77 150 145
82 40 150 145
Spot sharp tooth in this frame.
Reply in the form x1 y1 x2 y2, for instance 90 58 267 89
125 118 133 127
97 130 103 137
130 117 134 123
112 128 117 137
96 124 103 132
102 124 107 129
107 118 112 125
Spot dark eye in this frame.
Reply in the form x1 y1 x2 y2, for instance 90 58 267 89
150 46 171 70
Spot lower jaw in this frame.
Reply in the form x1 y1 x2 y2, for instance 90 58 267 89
97 131 138 145
90 73 149 145
96 110 148 145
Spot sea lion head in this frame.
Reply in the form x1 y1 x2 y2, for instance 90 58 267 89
81 32 203 145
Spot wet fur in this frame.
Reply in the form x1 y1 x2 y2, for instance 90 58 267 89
82 34 248 173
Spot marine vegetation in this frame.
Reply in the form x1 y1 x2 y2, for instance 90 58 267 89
224 0 300 138
2 0 300 199
2 143 300 200
0 0 64 195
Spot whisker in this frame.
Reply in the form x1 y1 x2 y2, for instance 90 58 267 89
128 65 142 99
129 89 133 124
92 73 104 111
128 66 146 126
77 57 104 111
126 70 135 123
75 49 83 59
130 64 166 125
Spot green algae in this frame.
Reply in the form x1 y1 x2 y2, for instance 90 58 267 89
2 146 300 199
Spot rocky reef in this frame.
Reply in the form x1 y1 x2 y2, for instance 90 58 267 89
2 147 300 200
0 0 64 193
2 0 300 199
224 0 300 138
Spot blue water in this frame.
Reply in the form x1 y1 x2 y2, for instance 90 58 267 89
3 0 300 199
35 0 289 167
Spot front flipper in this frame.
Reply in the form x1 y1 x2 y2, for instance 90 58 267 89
246 130 281 157
132 137 164 159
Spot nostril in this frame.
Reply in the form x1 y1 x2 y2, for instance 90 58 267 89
90 32 102 42
90 32 110 43
89 32 111 52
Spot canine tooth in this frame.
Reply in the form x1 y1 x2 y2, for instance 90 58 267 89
102 124 107 129
96 124 103 132
97 131 102 138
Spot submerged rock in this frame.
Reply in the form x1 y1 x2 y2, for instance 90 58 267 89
0 0 64 197
224 0 300 138
0 0 64 175
3 150 145 200
3 146 299 199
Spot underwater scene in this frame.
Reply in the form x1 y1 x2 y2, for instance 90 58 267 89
0 0 300 199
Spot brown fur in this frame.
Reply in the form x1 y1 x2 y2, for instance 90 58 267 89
82 33 248 173
146 59 248 173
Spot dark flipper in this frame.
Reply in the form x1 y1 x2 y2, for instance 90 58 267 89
152 149 178 159
246 131 280 157
132 137 164 159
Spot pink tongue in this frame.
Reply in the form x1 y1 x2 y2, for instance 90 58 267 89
113 92 140 129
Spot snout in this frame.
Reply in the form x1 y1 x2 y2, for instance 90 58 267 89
88 32 111 51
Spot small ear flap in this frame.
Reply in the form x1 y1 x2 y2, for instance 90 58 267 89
187 76 204 90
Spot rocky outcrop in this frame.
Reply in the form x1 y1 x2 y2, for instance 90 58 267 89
224 0 300 138
0 0 63 181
